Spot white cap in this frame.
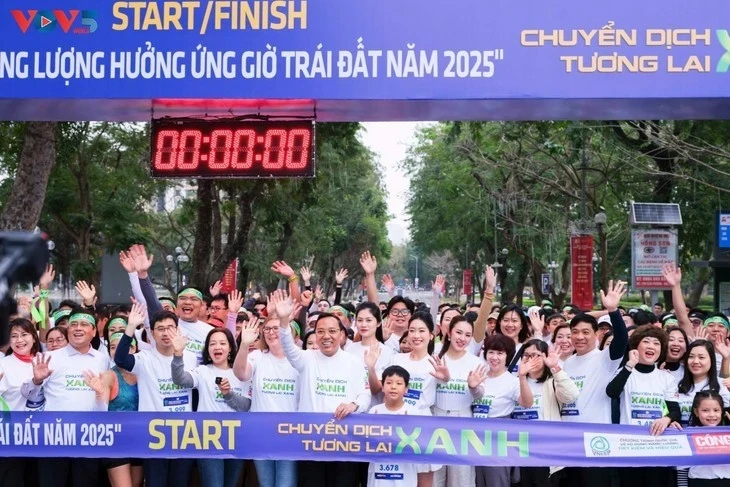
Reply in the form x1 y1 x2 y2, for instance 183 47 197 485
598 314 612 326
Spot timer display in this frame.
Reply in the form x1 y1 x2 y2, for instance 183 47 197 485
150 119 315 179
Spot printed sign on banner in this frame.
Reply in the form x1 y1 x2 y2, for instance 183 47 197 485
631 229 678 290
584 433 692 458
570 235 593 311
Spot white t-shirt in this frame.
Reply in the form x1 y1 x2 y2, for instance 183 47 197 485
384 334 402 354
347 341 395 409
189 365 248 412
22 345 108 411
178 319 214 364
473 371 519 418
367 402 419 487
677 378 730 425
280 325 371 413
249 351 299 412
511 376 543 421
434 352 482 412
389 353 437 413
0 354 33 411
133 348 197 412
617 366 678 426
689 464 730 479
562 347 622 423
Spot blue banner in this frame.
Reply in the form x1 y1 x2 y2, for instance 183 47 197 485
1 0 730 120
1 412 729 466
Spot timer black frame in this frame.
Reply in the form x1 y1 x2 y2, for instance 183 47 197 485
150 118 316 179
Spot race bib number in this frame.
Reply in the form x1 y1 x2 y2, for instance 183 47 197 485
375 464 403 480
631 409 661 425
472 403 490 418
404 389 422 401
561 403 579 417
511 409 538 420
163 395 189 407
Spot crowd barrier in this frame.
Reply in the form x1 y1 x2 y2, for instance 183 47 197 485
0 412 728 467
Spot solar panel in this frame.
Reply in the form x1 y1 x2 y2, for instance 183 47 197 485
630 202 682 225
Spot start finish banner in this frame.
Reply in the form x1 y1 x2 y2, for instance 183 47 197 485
1 0 730 101
1 412 729 467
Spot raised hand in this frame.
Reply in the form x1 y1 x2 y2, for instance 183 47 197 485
335 268 349 285
239 322 260 346
172 328 189 356
381 317 393 341
662 263 682 288
83 370 105 395
519 356 542 377
228 289 244 313
467 364 487 389
382 274 396 292
75 281 97 307
528 308 545 337
31 353 52 384
129 244 154 278
545 350 561 369
271 261 295 278
484 265 497 293
359 251 377 275
300 266 312 284
431 275 445 295
364 343 382 369
274 293 294 321
714 338 730 359
314 284 323 300
428 355 450 382
600 280 626 312
39 264 56 290
300 290 314 307
627 349 640 368
119 251 136 273
209 280 223 297
127 302 146 330
695 326 710 341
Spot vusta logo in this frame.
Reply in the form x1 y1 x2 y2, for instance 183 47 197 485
11 9 97 34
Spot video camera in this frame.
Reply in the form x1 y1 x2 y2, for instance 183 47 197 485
0 232 50 346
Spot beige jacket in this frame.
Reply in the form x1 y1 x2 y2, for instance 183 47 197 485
541 369 580 477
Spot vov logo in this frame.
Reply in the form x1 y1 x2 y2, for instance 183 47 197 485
11 9 97 34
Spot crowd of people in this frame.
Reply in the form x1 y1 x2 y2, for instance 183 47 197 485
0 245 729 487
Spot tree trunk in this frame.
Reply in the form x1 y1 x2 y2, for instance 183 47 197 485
191 180 213 287
0 122 57 231
687 267 711 308
211 184 222 263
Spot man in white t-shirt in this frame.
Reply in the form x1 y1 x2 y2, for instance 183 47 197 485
276 292 370 487
557 280 628 487
115 304 197 487
22 309 108 487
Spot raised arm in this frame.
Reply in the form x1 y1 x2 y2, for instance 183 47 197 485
602 280 629 361
663 263 694 339
334 268 348 305
271 261 301 304
129 244 163 320
274 291 307 372
474 266 496 343
115 303 146 371
360 251 379 304
233 322 259 382
430 274 445 328
225 289 244 336
606 350 637 398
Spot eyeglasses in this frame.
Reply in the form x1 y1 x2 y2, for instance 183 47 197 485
154 326 176 333
47 338 67 345
522 353 542 360
263 327 278 334
390 309 411 317
68 322 93 329
209 306 226 312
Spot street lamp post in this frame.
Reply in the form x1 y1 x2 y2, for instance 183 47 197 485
166 247 189 293
547 260 559 296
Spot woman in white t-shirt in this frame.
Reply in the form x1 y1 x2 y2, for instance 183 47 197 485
661 326 689 384
349 302 395 410
234 317 299 487
389 311 450 486
550 323 574 365
494 304 532 374
171 327 250 487
432 316 485 487
605 326 680 487
674 340 730 487
0 318 43 484
473 334 538 487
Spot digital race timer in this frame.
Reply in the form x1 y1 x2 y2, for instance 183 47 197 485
150 119 315 179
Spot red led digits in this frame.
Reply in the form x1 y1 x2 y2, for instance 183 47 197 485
150 120 314 178
285 128 311 169
177 130 202 170
231 129 256 169
154 130 179 170
262 129 287 169
208 129 232 170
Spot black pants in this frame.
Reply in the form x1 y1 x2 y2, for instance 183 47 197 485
520 466 549 487
143 458 195 487
689 480 729 487
554 467 617 487
298 461 360 487
38 458 100 487
618 467 675 487
0 457 26 486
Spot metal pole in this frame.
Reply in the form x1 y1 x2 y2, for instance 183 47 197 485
581 130 588 222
